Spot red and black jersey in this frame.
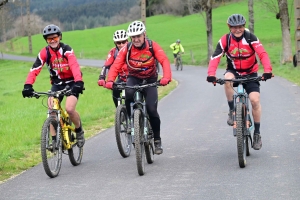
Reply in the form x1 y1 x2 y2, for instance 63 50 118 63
25 43 83 85
208 33 272 76
100 47 128 82
107 40 171 81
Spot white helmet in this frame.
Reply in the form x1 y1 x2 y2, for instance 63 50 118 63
127 20 146 36
113 29 128 42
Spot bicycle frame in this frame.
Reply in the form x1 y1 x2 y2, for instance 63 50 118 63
130 89 149 139
233 83 253 135
50 97 75 150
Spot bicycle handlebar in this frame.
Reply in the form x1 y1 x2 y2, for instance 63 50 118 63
214 76 263 86
32 85 72 99
113 81 161 90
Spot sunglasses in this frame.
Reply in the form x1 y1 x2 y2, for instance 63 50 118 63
116 40 127 45
230 25 245 30
131 34 142 39
46 36 59 43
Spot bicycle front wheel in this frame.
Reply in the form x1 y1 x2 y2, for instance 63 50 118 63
175 59 179 70
236 102 247 168
134 109 146 176
41 117 62 178
179 58 183 71
67 119 83 166
115 105 131 158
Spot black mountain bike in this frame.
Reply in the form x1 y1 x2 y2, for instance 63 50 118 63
114 81 160 176
114 82 132 158
215 76 263 168
175 53 183 71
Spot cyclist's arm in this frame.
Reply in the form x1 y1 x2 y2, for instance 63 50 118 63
153 42 172 81
25 48 47 85
107 46 127 82
179 44 184 53
99 48 116 80
64 46 83 82
251 39 272 72
170 43 176 50
207 37 226 76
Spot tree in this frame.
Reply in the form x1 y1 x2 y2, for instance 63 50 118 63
260 0 292 64
277 0 292 63
0 0 9 8
248 0 254 33
186 0 213 64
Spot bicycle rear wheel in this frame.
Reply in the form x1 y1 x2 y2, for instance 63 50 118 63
134 109 146 176
236 102 247 168
67 119 83 166
115 105 131 158
145 120 154 164
41 116 62 178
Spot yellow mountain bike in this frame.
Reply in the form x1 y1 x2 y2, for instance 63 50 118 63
33 86 83 178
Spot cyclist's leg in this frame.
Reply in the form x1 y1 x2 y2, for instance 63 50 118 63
65 82 85 147
112 78 123 108
144 77 163 154
125 76 139 118
48 84 65 139
224 70 236 125
173 53 177 65
245 74 262 150
244 73 261 132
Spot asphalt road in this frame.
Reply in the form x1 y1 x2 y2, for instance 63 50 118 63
1 55 300 200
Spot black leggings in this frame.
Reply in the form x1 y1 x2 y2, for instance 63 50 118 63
125 76 161 140
112 78 123 108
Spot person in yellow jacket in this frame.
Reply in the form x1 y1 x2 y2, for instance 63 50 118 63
170 39 184 66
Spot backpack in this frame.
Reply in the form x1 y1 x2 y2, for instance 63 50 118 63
126 39 157 71
224 30 255 53
45 43 69 66
113 48 119 59
45 43 81 82
224 30 257 72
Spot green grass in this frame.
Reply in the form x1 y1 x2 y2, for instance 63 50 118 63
1 0 299 84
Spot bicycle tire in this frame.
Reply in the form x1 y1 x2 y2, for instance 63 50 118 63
179 58 183 71
41 116 62 178
145 120 154 164
236 102 247 168
67 119 83 166
115 105 131 158
246 136 250 156
134 109 146 175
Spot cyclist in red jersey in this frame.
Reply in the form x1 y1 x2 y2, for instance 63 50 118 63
206 14 273 150
98 29 129 107
22 24 85 148
105 20 172 155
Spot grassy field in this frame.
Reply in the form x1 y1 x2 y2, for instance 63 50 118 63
1 0 299 84
0 59 176 182
0 0 299 181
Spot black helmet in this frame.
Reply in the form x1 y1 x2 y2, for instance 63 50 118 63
227 14 246 26
42 24 62 39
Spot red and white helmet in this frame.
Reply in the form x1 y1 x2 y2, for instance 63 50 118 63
127 20 146 36
113 29 128 42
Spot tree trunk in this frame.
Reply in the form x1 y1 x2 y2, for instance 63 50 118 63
248 0 254 33
26 0 32 54
278 0 292 63
206 7 213 64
